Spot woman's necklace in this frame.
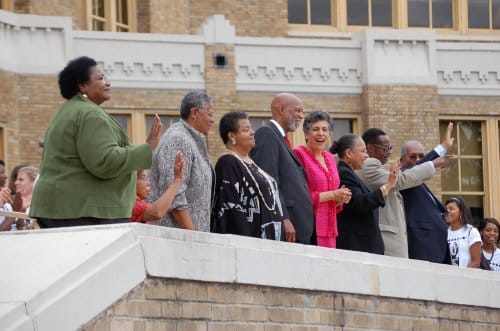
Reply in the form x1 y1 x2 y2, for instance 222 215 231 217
225 149 277 211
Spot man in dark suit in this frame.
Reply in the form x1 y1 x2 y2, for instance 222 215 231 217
399 122 454 263
250 93 315 244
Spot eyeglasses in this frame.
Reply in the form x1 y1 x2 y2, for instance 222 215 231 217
372 144 393 153
93 75 109 83
408 153 425 160
197 108 215 119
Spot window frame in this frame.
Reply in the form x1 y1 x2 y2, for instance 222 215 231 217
439 116 500 220
86 0 136 32
0 0 12 10
287 0 500 34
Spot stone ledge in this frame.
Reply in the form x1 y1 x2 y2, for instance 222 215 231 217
1 223 499 330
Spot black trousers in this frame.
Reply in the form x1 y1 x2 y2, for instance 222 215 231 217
37 217 130 228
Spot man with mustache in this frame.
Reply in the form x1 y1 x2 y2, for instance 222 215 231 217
250 93 315 244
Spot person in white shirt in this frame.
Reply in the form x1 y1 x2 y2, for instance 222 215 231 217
445 197 481 268
478 218 500 272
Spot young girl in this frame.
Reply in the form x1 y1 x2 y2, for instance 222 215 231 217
445 197 481 268
478 218 500 272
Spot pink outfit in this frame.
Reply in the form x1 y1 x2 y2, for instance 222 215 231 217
294 146 342 248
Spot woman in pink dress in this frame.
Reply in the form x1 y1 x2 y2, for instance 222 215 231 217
294 111 351 248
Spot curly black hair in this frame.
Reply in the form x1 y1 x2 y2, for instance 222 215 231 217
58 56 97 100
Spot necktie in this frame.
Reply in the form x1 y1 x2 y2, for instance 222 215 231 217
284 135 292 148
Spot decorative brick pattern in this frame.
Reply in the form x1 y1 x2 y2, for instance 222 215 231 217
81 278 500 331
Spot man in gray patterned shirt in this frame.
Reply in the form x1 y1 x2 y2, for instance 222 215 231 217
148 91 214 232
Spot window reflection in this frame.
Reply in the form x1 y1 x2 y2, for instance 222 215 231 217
348 0 369 25
468 0 489 28
432 0 453 28
332 119 353 141
311 0 332 25
288 0 308 23
440 120 484 221
111 114 130 135
408 0 429 27
372 0 392 26
146 115 180 132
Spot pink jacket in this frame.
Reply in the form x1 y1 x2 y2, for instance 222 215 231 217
294 146 342 238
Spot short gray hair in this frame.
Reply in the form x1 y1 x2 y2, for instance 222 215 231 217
303 110 334 134
180 91 213 120
400 140 423 157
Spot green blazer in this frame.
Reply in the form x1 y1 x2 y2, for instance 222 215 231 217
30 95 152 220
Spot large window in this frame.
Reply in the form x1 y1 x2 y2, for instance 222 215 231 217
287 0 500 33
87 0 135 32
288 0 334 25
440 120 484 222
407 0 453 28
468 0 500 29
347 0 393 26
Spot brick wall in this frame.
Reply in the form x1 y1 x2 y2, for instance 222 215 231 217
187 0 289 37
362 84 443 193
14 0 86 30
81 278 499 331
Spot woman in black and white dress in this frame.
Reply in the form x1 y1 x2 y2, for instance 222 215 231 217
212 111 285 240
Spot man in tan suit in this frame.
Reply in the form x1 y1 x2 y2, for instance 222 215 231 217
356 128 448 258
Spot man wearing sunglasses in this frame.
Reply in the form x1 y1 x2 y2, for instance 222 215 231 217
399 122 455 264
357 128 449 258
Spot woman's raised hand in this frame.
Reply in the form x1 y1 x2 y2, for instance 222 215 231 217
173 151 185 181
146 114 164 151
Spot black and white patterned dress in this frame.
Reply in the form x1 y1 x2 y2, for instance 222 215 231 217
213 154 284 240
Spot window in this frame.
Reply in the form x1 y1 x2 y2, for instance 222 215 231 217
110 114 131 135
87 0 135 32
468 0 500 29
347 0 393 27
440 120 484 222
249 116 270 132
288 0 334 25
145 115 180 132
332 118 354 141
408 0 453 28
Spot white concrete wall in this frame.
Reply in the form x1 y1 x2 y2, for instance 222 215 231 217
0 223 498 331
1 10 500 96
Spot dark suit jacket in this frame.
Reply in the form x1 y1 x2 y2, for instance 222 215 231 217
400 150 449 263
336 161 385 254
250 122 315 244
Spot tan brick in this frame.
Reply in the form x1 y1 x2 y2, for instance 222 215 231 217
144 319 176 331
461 308 487 322
409 318 439 331
109 319 134 331
268 307 305 324
127 300 162 318
180 301 212 319
263 290 309 308
161 301 180 318
343 295 375 313
177 282 209 301
144 279 177 300
208 322 265 331
211 304 268 322
207 284 265 305
177 320 208 331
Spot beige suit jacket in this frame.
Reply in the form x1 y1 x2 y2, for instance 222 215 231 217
356 158 434 258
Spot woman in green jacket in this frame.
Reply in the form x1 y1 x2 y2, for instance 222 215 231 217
30 56 160 227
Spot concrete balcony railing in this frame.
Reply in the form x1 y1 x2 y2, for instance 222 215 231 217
0 223 499 330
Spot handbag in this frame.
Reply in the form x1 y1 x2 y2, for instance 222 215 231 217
466 226 493 270
479 252 492 271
